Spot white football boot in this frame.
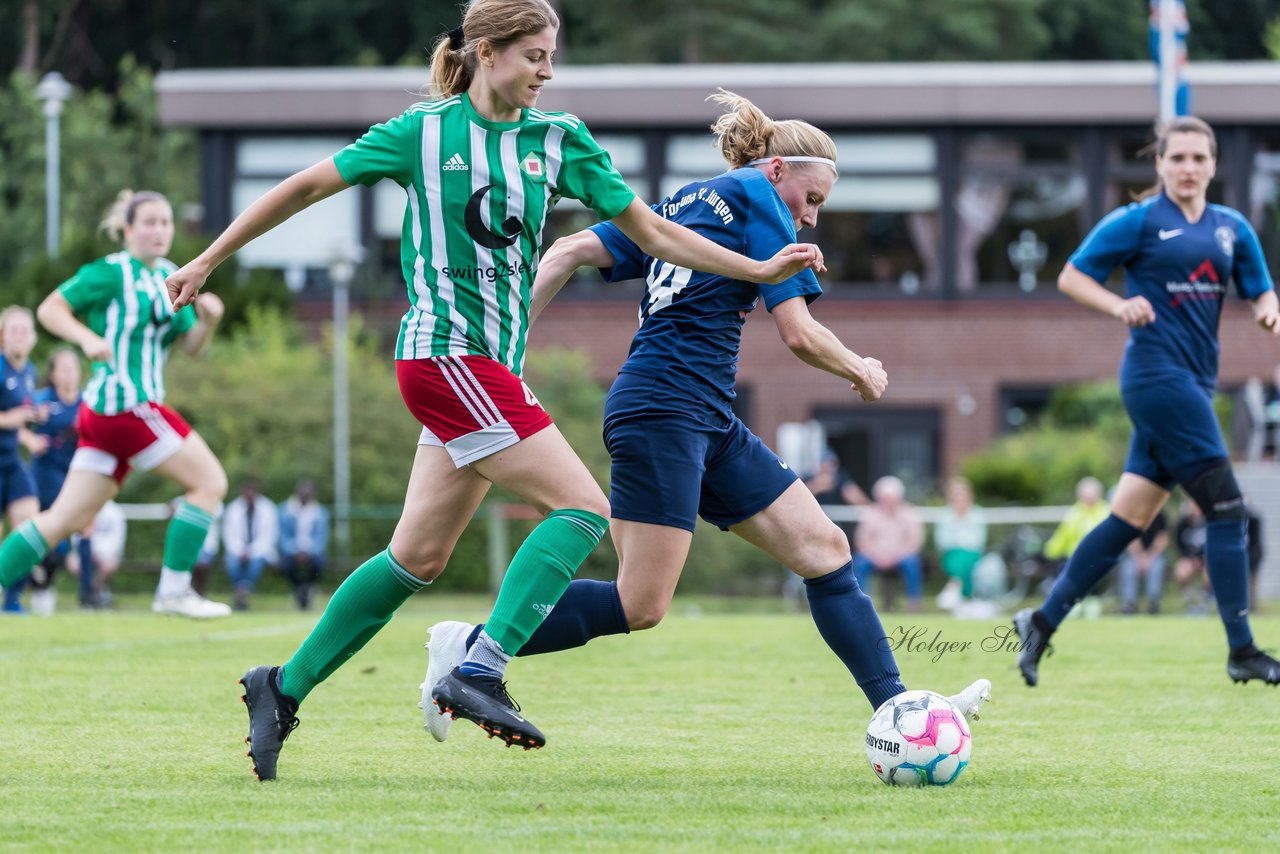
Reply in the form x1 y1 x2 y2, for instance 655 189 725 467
152 589 232 619
419 621 473 741
947 678 992 722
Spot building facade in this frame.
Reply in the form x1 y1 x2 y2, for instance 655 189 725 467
157 62 1280 490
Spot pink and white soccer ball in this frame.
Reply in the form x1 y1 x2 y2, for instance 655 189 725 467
865 690 972 786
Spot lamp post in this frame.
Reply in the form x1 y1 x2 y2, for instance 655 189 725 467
35 71 72 258
328 242 364 567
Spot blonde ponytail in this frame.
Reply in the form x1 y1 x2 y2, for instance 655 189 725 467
709 89 837 171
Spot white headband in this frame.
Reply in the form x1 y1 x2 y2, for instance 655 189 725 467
747 156 838 170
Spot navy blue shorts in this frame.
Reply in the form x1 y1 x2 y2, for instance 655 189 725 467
0 457 37 509
1122 377 1228 489
603 374 797 532
32 461 68 510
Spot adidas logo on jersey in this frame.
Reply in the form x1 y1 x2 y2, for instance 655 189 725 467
442 153 469 171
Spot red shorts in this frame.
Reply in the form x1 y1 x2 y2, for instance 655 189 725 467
396 355 553 467
73 402 192 486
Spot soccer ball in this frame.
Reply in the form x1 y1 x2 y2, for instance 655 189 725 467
865 690 972 786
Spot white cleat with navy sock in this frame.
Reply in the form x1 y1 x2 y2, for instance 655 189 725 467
420 620 474 741
947 678 992 722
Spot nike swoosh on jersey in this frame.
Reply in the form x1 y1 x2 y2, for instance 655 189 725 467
1158 228 1184 240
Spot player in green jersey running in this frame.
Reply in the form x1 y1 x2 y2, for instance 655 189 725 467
166 0 824 781
0 190 230 619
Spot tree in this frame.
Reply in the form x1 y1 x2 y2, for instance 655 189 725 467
1039 0 1148 61
0 58 197 281
961 384 1130 506
816 0 1049 62
1186 0 1277 61
6 0 1280 94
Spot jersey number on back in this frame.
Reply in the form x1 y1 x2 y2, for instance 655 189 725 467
643 260 693 321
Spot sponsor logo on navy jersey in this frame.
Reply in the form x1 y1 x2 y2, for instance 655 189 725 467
1167 260 1224 307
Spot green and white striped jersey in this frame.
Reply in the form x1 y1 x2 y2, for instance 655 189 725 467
334 93 636 374
58 251 196 415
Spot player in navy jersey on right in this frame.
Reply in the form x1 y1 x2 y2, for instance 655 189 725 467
421 91 991 743
1015 116 1280 687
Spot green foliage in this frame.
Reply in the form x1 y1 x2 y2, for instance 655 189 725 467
1038 0 1148 61
961 382 1129 505
0 60 289 371
1044 380 1127 430
0 57 278 355
117 309 426 576
1267 16 1280 60
961 380 1241 506
561 0 1052 63
523 348 612 491
814 0 1049 62
682 522 788 594
2 1 462 89
560 0 804 63
7 0 1279 93
963 423 1126 506
0 60 198 284
1186 0 1276 61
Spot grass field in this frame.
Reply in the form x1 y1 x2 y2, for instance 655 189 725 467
2 594 1278 852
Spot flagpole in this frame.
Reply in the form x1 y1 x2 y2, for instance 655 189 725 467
1157 0 1178 125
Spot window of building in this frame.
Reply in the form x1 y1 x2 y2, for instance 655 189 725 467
232 179 359 270
548 133 650 299
813 406 939 496
956 132 1087 295
814 135 938 296
233 136 359 272
998 385 1056 433
657 133 941 296
1253 135 1280 285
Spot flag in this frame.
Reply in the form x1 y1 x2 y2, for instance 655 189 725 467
1149 0 1191 121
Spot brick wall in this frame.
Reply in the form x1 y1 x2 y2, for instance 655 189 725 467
529 297 1277 475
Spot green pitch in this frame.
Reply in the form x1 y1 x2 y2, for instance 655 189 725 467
2 597 1278 852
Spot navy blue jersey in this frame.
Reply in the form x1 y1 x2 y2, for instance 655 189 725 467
590 167 822 415
32 387 81 473
0 357 37 459
1069 191 1273 390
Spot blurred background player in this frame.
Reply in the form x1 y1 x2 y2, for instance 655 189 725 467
83 499 127 608
0 307 45 614
1015 116 1280 687
0 190 232 621
933 475 988 612
162 0 824 780
1116 506 1169 615
1173 498 1210 613
221 477 278 611
1041 475 1111 618
26 348 95 613
278 478 329 610
422 90 989 743
853 475 925 612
